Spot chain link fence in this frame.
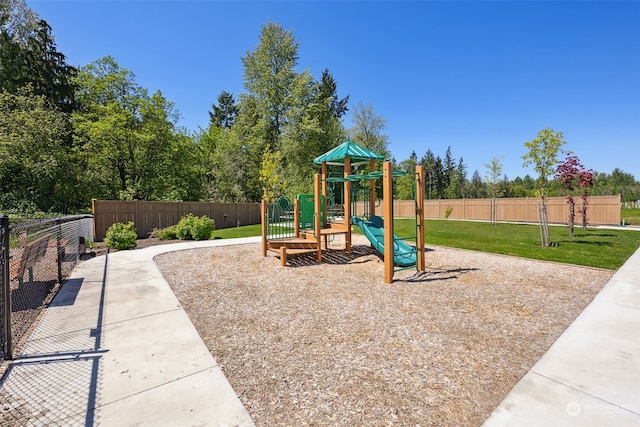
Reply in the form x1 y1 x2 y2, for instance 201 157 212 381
0 215 93 361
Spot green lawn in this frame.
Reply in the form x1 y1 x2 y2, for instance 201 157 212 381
212 224 262 239
212 219 639 270
621 207 640 226
394 219 639 270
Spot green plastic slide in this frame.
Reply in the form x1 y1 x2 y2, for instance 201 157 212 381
352 216 417 267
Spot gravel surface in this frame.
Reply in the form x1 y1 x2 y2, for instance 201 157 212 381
154 235 613 426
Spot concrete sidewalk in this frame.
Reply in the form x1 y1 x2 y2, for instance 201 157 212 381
1 237 261 426
1 237 638 426
483 246 640 426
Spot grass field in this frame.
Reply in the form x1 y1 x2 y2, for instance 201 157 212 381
213 219 639 270
397 219 639 270
622 207 640 225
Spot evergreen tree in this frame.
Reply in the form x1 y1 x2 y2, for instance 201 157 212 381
319 68 349 119
0 10 76 113
469 170 485 198
209 90 239 129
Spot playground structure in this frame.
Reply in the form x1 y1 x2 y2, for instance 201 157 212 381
262 141 425 283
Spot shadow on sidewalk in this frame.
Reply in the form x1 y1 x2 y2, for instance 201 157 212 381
0 254 109 426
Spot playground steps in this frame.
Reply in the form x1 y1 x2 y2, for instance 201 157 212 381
266 237 320 266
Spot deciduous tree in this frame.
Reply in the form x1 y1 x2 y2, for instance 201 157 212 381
484 156 504 224
522 127 567 246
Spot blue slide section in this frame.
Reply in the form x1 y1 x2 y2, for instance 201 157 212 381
352 216 417 267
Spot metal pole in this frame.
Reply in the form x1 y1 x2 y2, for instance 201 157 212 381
1 215 13 359
56 219 63 284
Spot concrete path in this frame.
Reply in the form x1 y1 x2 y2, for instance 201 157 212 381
483 245 640 426
1 236 638 426
1 237 261 427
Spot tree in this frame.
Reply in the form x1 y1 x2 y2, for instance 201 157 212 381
209 90 238 129
240 21 299 151
0 0 38 41
396 151 417 200
314 68 348 155
577 167 594 230
420 149 443 199
555 155 583 237
259 144 287 202
468 170 485 198
484 156 504 224
442 146 455 199
522 127 567 246
237 21 338 200
456 156 468 198
73 56 192 201
0 9 76 113
0 85 74 212
348 101 390 159
318 68 349 119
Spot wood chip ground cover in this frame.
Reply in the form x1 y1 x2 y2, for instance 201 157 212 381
154 236 612 426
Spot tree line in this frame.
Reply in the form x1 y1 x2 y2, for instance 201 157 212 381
394 147 639 202
1 1 638 216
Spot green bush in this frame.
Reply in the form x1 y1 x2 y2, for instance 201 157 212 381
445 206 453 219
104 222 137 250
175 214 215 240
156 225 178 240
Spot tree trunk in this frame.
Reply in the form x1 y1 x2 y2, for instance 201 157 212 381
581 194 588 230
568 197 575 238
538 201 550 247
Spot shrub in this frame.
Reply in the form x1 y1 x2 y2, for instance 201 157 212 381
175 214 215 240
104 222 137 250
445 206 453 219
156 225 178 240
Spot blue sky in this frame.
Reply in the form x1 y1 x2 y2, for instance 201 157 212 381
28 1 640 180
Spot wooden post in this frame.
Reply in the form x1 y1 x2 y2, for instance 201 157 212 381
261 199 268 257
322 162 328 224
294 199 300 238
344 157 352 256
314 173 322 261
383 161 394 284
369 159 376 217
416 165 425 272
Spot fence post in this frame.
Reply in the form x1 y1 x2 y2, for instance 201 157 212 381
1 215 13 360
56 219 63 284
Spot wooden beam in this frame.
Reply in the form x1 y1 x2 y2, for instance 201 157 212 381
314 173 322 261
383 161 393 284
416 165 425 272
369 159 376 218
294 198 300 238
322 162 328 224
261 199 267 257
344 157 352 256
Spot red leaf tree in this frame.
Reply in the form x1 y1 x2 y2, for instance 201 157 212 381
555 155 593 236
578 168 594 230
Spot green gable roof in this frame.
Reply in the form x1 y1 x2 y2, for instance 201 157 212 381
313 140 384 166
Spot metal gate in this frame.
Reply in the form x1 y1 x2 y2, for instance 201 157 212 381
0 215 93 361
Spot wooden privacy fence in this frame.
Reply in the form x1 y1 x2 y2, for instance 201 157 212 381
92 200 261 241
363 195 621 226
94 195 620 241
